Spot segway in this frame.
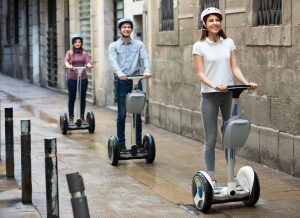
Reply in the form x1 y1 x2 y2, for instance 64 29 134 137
60 66 95 135
108 75 156 166
192 85 260 212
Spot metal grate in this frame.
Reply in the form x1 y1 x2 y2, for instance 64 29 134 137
47 27 58 88
255 0 282 26
159 0 174 31
64 0 70 90
113 0 124 41
198 0 219 29
47 0 57 88
79 0 94 103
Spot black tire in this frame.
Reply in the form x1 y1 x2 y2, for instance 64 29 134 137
86 111 95 133
143 134 156 164
192 172 213 212
60 113 68 135
108 136 119 166
243 171 260 206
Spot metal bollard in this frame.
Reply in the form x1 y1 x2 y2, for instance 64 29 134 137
5 107 14 178
21 120 32 203
66 172 90 218
45 138 59 218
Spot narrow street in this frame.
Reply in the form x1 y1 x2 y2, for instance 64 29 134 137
0 73 300 218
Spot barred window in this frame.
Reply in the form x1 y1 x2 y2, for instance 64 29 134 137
198 0 219 29
114 0 124 41
254 0 282 26
14 0 19 44
159 0 174 31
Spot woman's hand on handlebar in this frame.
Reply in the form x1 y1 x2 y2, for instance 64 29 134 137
86 63 94 68
65 63 73 69
118 73 127 80
214 84 227 92
248 82 258 90
143 72 151 80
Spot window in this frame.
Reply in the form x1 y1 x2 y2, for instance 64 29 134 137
254 0 282 26
47 0 58 88
198 0 219 29
14 0 19 44
156 0 178 45
159 0 174 31
245 0 291 47
5 0 11 45
114 0 124 41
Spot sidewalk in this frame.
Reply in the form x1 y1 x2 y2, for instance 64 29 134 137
0 73 300 218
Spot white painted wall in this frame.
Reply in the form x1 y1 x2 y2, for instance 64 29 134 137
124 0 143 17
123 0 144 40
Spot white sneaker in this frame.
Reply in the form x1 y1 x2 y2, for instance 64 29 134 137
212 180 221 193
235 178 244 191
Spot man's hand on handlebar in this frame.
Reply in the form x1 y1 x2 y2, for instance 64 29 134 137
143 72 151 80
118 73 127 80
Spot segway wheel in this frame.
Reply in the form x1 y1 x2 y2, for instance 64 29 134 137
108 136 119 166
143 134 156 164
60 113 68 135
86 111 95 133
243 171 260 206
192 172 213 212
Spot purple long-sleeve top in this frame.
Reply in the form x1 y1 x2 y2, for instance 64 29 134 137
64 50 91 80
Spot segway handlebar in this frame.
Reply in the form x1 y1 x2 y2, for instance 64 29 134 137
227 85 251 99
227 85 251 90
66 66 91 70
126 74 144 79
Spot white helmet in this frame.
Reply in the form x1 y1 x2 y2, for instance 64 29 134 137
71 34 83 44
200 7 222 22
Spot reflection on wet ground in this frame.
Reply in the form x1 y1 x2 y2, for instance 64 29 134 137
20 104 58 125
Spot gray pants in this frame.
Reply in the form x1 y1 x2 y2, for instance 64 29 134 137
200 92 232 173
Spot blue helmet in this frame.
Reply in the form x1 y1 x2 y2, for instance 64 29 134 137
117 18 133 29
71 34 83 44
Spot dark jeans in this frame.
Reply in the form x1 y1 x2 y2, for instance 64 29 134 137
68 78 88 118
116 79 142 146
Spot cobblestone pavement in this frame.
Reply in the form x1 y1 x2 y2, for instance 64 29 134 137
0 74 300 218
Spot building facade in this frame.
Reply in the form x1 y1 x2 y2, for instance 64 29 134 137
0 0 299 177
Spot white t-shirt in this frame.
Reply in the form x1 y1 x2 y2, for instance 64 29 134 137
192 37 236 93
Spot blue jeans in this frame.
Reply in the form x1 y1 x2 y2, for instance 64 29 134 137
68 78 88 118
116 79 142 146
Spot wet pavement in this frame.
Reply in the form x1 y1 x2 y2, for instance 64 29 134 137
0 73 300 217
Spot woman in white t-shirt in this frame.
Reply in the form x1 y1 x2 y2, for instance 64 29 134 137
192 7 257 190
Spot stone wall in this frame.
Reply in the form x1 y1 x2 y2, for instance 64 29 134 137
91 0 115 107
148 0 300 177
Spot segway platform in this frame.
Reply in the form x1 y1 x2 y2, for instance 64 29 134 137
107 75 156 166
60 111 95 135
192 85 260 212
60 66 95 135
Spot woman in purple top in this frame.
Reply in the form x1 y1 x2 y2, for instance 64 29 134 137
64 34 93 123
